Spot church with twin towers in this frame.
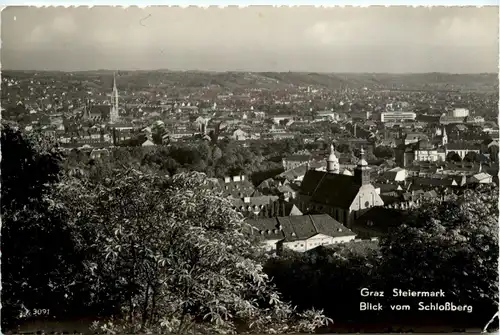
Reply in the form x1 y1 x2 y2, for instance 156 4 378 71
296 144 384 228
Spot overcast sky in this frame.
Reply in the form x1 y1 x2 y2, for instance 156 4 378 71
1 6 498 73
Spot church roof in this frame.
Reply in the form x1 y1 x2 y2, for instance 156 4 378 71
300 170 361 209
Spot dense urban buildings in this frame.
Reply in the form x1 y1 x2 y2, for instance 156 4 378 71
2 5 498 335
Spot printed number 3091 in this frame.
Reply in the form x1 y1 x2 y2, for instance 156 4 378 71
33 309 50 316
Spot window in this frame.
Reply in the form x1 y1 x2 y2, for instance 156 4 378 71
364 201 370 208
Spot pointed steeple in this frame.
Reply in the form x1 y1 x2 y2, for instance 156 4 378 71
354 146 370 186
109 72 119 124
441 126 448 146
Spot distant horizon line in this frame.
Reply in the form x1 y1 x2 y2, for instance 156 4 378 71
2 69 498 76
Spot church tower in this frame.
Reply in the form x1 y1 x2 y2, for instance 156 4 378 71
109 73 119 124
326 144 340 174
441 126 448 146
83 98 91 120
354 147 370 186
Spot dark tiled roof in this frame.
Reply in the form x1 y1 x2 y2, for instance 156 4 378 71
256 178 276 189
88 105 111 118
373 183 400 193
300 170 361 209
483 138 498 146
247 214 355 242
278 214 355 242
416 114 440 123
232 195 279 208
278 161 326 181
246 218 284 241
285 154 312 162
219 179 255 197
446 143 481 151
412 175 464 187
400 189 438 201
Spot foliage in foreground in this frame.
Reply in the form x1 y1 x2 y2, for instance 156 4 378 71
50 169 331 334
1 124 86 328
380 187 499 308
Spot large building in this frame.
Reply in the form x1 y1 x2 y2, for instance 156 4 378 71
451 108 470 118
296 147 384 228
380 111 416 123
440 114 465 125
247 214 357 253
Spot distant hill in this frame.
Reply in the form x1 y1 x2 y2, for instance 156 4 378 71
3 71 498 93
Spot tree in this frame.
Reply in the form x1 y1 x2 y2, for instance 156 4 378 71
488 145 499 164
336 143 353 155
212 146 223 161
151 123 167 145
373 145 395 159
1 125 85 329
264 241 381 327
464 151 481 163
379 188 499 325
446 151 462 162
51 169 332 334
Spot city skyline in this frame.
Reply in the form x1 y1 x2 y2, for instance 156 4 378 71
2 6 499 73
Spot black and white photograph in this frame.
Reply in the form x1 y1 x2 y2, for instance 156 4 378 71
1 5 499 334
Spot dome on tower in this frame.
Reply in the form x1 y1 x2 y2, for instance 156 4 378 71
327 144 338 162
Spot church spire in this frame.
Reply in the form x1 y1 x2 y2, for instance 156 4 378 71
109 72 119 124
354 146 370 185
442 126 448 146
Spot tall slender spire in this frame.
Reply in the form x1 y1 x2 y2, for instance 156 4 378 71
109 72 119 124
441 126 448 145
112 72 118 109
